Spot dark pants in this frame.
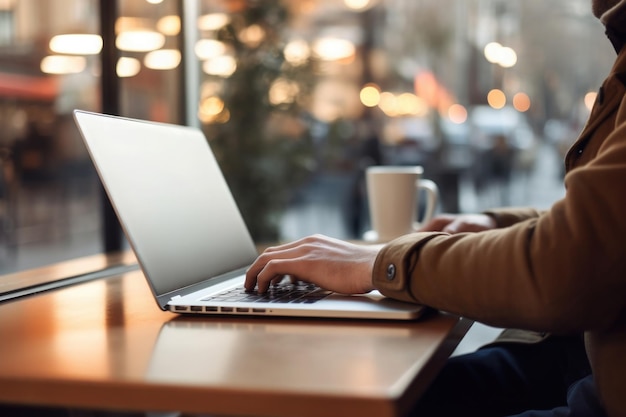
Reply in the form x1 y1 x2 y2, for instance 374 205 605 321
411 335 607 417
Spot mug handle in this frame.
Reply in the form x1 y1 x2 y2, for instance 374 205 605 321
415 179 439 228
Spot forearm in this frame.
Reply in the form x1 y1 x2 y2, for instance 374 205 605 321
374 200 625 333
482 207 543 228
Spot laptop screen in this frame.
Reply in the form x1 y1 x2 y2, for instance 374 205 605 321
74 111 258 299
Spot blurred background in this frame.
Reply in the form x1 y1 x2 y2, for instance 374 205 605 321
0 0 616 274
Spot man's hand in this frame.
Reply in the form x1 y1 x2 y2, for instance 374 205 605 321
245 234 380 294
419 213 497 234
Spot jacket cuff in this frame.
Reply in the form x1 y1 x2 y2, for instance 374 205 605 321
372 232 447 303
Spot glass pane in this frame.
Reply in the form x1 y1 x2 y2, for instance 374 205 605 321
118 0 183 122
192 0 613 244
1 0 615 274
0 0 102 273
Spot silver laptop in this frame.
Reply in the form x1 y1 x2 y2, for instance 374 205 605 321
73 110 425 320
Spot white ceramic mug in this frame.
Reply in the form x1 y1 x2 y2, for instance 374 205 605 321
365 166 439 242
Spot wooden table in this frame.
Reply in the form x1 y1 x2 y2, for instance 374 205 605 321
0 257 471 417
0 250 138 302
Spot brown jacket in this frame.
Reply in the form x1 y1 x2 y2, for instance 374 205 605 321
373 5 626 416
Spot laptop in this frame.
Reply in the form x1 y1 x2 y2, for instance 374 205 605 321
73 110 426 320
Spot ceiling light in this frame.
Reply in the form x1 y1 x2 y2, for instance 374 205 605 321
312 38 355 61
40 55 87 75
144 49 181 70
202 56 237 77
194 39 226 60
116 57 141 77
284 39 311 66
116 30 165 52
157 15 181 36
197 13 230 31
49 34 103 55
344 0 371 10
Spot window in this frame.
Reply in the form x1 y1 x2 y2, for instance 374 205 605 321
0 0 615 274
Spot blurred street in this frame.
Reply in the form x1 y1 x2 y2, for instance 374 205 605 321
0 141 565 275
279 140 566 241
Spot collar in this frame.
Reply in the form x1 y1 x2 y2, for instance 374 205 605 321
606 27 625 54
601 1 626 53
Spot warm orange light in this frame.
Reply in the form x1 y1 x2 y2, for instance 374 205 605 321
378 92 398 117
360 84 381 107
345 0 370 10
239 24 265 47
484 42 517 68
269 78 300 105
397 93 427 116
448 104 468 124
513 92 531 112
116 30 165 52
116 57 141 77
487 89 506 109
197 13 231 31
312 38 355 61
144 49 181 70
584 92 597 111
157 15 181 36
40 55 87 74
49 34 103 55
414 71 439 107
284 40 310 66
198 96 230 124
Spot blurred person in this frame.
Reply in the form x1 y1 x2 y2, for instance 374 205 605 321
245 1 626 416
347 127 383 238
486 133 515 205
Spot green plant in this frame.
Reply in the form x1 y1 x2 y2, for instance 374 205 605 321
201 1 314 242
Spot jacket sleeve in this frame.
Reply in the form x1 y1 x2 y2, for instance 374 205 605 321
483 207 543 228
373 122 626 334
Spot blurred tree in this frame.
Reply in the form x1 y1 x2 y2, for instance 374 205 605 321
201 0 314 242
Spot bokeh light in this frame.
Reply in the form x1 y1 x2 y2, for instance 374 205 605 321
197 13 231 31
359 84 381 107
144 49 181 70
202 55 237 77
448 104 468 124
345 0 371 10
116 57 141 77
513 92 531 112
40 55 87 74
284 39 310 66
157 15 181 36
487 89 507 109
584 91 597 111
49 34 102 55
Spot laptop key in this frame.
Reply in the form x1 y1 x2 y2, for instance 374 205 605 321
203 284 332 305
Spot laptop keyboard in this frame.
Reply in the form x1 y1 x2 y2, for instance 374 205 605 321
203 283 332 304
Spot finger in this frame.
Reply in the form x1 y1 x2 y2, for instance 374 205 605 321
246 236 335 291
420 216 453 232
442 221 459 234
244 263 262 291
271 275 286 286
244 247 300 290
255 258 309 292
261 235 327 254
